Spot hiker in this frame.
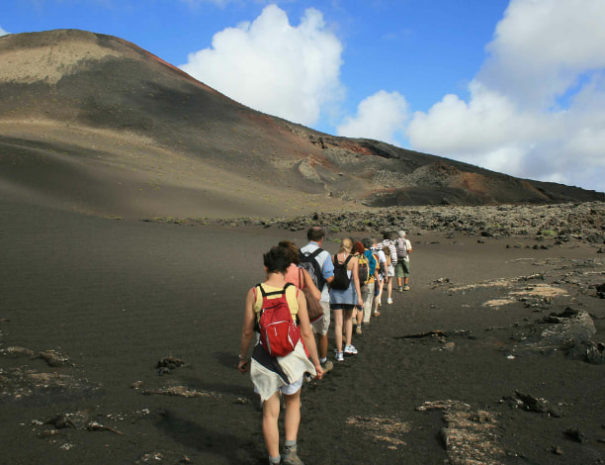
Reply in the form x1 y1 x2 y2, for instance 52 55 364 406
361 238 379 325
299 226 334 369
279 241 322 301
352 241 366 335
329 238 363 361
370 237 387 316
238 246 323 465
383 245 395 304
395 230 413 291
382 232 397 304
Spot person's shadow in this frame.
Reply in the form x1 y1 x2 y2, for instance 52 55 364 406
154 409 264 464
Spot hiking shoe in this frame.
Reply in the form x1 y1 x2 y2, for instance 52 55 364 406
283 446 304 465
355 325 362 335
321 360 334 373
403 285 410 291
398 286 403 293
387 297 393 304
344 344 358 355
335 351 344 362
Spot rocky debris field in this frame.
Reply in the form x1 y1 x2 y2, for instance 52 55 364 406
146 201 605 246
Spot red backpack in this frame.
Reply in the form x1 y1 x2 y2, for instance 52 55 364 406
257 283 301 357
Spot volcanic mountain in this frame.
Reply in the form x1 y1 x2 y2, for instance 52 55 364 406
0 29 602 218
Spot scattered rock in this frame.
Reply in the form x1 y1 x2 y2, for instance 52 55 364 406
502 391 561 417
515 308 596 356
131 380 145 390
567 341 605 364
564 428 587 443
37 349 72 367
552 445 564 455
0 368 101 400
2 346 35 357
141 385 219 398
346 416 410 449
417 400 505 465
156 356 186 375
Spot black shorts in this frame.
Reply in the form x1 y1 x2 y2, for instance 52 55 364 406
330 304 356 311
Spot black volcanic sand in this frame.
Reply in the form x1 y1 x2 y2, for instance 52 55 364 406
1 199 604 465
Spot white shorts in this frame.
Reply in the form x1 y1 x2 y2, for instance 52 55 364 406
311 301 331 336
255 376 303 397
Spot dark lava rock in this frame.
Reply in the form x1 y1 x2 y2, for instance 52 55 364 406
156 356 186 375
506 391 562 417
568 341 605 364
564 428 587 443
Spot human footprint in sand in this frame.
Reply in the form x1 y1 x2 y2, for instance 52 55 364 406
238 246 323 465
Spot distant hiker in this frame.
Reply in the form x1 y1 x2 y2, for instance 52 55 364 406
395 230 413 291
361 238 379 325
300 226 334 371
352 241 365 335
329 238 363 361
382 232 397 304
238 246 323 465
383 245 395 304
370 237 387 316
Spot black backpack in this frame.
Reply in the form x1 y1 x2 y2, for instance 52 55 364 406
299 248 325 291
331 254 353 290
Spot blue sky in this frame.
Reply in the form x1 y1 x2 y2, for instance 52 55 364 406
2 0 605 192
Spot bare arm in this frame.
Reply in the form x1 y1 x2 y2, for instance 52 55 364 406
238 288 256 373
351 257 363 307
296 291 323 379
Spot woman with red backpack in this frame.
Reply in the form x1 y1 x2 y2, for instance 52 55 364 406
238 246 323 465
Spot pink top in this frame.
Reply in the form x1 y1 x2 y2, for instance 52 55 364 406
284 263 303 289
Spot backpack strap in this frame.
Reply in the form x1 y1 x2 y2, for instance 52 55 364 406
258 282 294 298
311 248 323 258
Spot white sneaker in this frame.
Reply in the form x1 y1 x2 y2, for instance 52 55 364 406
344 344 358 355
387 298 393 304
335 351 344 362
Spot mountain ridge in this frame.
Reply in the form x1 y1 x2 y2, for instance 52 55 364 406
0 29 602 218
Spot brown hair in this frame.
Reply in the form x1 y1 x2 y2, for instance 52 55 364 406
278 240 299 265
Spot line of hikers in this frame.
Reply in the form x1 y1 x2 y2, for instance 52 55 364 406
237 226 412 465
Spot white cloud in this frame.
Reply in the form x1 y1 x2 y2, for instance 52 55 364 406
479 0 605 109
0 25 8 36
180 4 344 126
336 90 408 145
406 0 605 192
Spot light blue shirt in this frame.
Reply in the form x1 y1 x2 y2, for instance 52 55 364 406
300 241 334 303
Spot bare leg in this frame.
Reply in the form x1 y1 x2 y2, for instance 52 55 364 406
333 309 343 352
344 308 354 346
284 389 301 442
262 393 281 458
318 333 328 360
387 277 393 300
374 279 383 314
356 306 363 327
